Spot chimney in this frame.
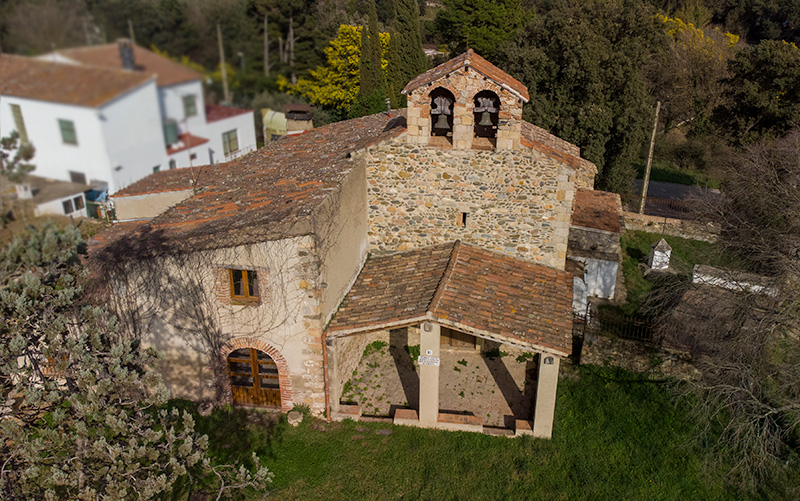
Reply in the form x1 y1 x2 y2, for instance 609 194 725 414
117 38 136 70
283 103 313 134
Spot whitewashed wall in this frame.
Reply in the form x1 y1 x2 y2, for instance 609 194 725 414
35 193 86 218
206 112 257 164
100 81 168 191
157 80 206 135
0 96 110 187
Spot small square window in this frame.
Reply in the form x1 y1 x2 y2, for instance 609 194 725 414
62 199 75 214
189 153 197 161
153 165 160 173
183 95 197 117
73 196 84 210
229 269 259 305
59 119 77 145
169 159 177 170
69 171 87 185
222 129 239 156
456 212 468 227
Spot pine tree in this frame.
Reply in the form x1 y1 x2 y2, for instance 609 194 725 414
388 0 428 106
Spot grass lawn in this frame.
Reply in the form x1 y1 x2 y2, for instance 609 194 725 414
634 159 721 189
179 365 736 500
619 230 728 314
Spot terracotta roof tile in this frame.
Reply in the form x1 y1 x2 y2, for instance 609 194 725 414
167 133 209 155
206 104 253 123
520 121 597 177
403 50 530 101
571 189 622 233
55 44 201 87
327 241 573 356
99 111 408 252
0 54 152 107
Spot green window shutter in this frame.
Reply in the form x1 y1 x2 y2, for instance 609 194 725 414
10 104 28 144
183 95 197 117
58 119 77 145
163 120 178 146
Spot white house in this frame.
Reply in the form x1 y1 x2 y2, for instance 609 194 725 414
0 40 256 195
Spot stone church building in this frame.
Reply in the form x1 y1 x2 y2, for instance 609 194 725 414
94 51 605 438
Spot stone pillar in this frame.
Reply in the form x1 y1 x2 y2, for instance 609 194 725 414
533 354 560 439
326 339 340 414
418 322 441 426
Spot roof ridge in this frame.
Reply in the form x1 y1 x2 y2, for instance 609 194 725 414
428 240 462 315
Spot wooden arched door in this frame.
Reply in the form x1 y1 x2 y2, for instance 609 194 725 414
227 348 281 408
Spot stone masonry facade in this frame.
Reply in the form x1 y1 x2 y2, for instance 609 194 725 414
405 63 524 150
365 135 575 269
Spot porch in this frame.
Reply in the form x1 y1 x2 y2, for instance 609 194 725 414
324 242 572 438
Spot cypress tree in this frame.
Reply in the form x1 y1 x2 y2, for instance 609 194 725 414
389 0 427 105
353 0 389 117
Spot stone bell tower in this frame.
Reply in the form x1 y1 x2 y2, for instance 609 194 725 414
402 49 529 151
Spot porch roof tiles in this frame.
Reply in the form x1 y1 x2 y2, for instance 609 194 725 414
327 241 574 356
571 189 622 233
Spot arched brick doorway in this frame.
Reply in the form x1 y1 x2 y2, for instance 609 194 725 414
221 338 293 411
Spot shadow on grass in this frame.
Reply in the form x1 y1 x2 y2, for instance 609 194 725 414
167 399 284 467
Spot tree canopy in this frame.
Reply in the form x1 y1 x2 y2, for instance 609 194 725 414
0 225 271 499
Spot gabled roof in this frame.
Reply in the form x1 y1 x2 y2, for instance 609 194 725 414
100 111 408 253
206 104 252 123
54 44 202 87
571 189 622 233
0 54 152 107
403 49 530 102
167 133 209 155
326 241 574 356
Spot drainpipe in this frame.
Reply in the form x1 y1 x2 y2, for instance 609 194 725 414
322 330 331 423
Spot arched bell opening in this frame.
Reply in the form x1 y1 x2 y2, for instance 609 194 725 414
429 87 455 145
473 90 500 146
227 347 281 408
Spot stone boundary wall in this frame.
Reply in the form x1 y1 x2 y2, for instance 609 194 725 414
622 211 719 243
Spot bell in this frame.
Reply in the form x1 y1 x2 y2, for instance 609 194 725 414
478 111 493 127
434 114 450 130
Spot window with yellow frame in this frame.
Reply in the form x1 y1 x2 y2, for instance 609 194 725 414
228 269 260 305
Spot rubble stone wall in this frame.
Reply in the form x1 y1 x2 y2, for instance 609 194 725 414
365 136 576 269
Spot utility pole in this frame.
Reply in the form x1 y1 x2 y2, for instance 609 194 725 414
128 19 136 45
217 24 230 104
263 13 270 77
639 100 661 214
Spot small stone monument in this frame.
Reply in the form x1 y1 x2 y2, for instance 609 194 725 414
648 238 672 271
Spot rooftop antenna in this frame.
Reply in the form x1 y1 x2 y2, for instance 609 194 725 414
217 24 230 104
128 19 136 45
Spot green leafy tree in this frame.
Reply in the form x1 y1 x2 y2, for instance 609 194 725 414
285 25 390 114
435 0 523 61
0 225 272 499
387 0 428 106
712 40 800 146
502 0 666 192
0 131 35 227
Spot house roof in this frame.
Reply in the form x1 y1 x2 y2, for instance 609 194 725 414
54 44 202 87
571 189 622 233
0 54 152 107
27 175 89 204
402 49 530 102
167 133 209 155
99 111 408 253
206 104 253 123
326 241 574 356
521 122 597 178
